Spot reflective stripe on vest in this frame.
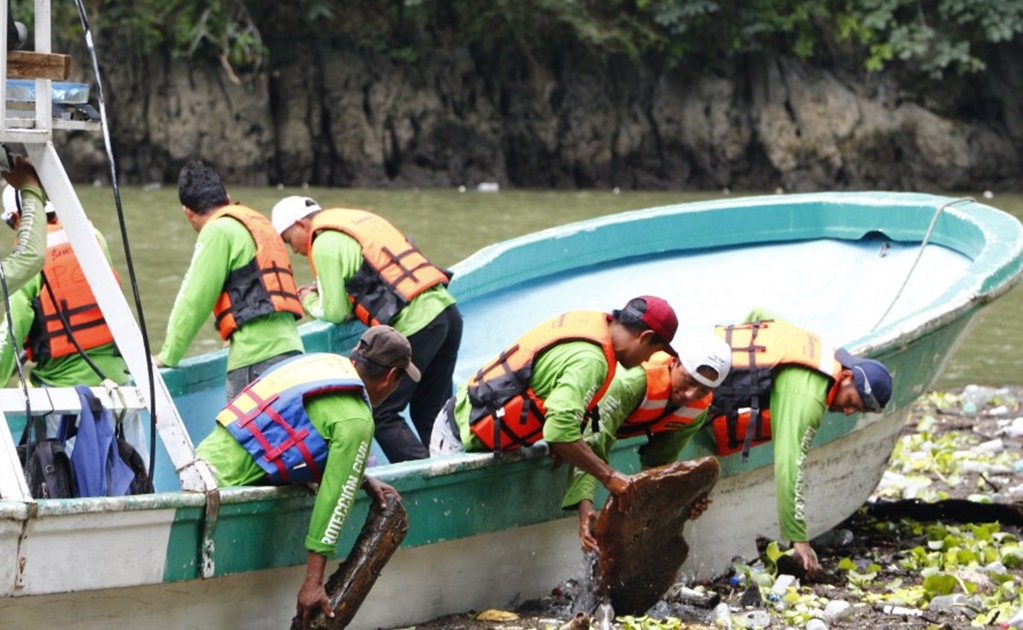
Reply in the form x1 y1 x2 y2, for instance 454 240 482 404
616 352 712 439
26 224 117 362
467 311 617 453
211 205 303 340
709 320 843 458
308 208 450 326
216 353 369 484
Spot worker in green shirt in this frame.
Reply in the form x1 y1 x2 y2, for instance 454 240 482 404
155 162 305 400
561 334 732 551
0 155 48 306
0 185 130 389
709 309 893 576
197 326 411 626
431 296 679 510
0 181 146 453
272 196 461 463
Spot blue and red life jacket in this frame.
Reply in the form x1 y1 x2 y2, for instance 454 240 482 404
215 353 369 484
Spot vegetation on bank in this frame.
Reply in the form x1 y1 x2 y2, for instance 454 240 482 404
27 1 1023 82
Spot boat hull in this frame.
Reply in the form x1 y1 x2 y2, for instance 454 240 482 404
2 192 1021 627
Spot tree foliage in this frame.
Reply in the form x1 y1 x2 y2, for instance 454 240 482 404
47 0 1023 80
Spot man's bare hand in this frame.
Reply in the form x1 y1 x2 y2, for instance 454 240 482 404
362 476 401 508
689 496 713 520
578 500 598 552
603 470 635 513
297 577 333 629
792 541 819 577
1 155 41 190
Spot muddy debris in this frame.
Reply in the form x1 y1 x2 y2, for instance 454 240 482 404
398 386 1023 630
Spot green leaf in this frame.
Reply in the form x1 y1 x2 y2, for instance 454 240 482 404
923 574 959 596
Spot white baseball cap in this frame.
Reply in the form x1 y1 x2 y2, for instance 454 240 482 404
271 195 320 235
679 335 732 389
2 184 55 228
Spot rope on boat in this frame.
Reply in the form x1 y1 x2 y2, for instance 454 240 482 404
872 197 975 331
72 0 158 478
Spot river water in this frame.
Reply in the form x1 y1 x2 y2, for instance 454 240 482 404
7 185 1022 388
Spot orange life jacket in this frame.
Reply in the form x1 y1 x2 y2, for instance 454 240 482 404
616 351 712 438
308 209 450 326
25 224 117 362
211 205 304 340
709 320 843 458
467 311 617 453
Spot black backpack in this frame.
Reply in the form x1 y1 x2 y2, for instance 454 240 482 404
17 415 76 499
115 424 154 495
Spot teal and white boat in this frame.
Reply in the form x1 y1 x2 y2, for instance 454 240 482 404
3 188 1022 629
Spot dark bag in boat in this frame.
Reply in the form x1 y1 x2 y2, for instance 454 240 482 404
116 424 154 495
16 416 76 499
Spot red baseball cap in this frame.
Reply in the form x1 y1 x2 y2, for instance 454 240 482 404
619 295 679 354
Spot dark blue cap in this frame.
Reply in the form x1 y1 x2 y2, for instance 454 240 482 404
835 348 892 412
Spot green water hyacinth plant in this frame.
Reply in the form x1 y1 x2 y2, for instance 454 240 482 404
837 518 1023 626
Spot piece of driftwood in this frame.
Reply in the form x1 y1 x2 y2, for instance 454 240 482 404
557 611 590 630
6 51 71 80
290 495 409 630
866 498 1023 525
592 456 720 615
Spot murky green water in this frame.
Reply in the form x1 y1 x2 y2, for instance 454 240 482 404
6 185 1022 388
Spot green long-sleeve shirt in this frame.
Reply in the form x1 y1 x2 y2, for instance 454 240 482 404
0 226 130 387
743 307 831 544
196 393 374 556
769 364 829 543
560 363 707 509
451 340 610 451
1 185 48 306
158 213 303 370
301 229 455 337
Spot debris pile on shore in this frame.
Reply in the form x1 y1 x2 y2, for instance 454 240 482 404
403 386 1023 630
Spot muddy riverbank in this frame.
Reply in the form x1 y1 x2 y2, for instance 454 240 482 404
395 386 1023 629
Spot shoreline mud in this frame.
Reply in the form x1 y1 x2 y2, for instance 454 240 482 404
392 386 1023 629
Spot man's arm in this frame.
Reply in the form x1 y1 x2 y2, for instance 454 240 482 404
771 366 830 575
304 231 361 323
0 183 47 294
157 223 233 367
0 279 39 384
299 397 374 622
297 551 333 627
561 367 646 510
541 344 634 508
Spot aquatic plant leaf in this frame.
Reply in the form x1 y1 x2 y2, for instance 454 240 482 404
922 574 959 596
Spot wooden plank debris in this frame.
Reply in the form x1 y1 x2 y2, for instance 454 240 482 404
592 456 720 615
6 51 71 81
291 494 409 629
